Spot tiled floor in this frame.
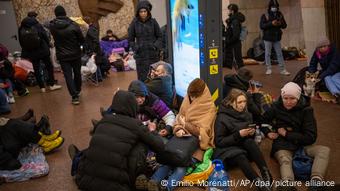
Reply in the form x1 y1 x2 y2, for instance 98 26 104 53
1 61 339 191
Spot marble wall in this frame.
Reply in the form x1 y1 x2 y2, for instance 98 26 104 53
11 0 135 39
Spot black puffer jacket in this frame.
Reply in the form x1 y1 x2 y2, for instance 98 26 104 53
84 24 100 54
19 17 50 60
75 91 164 191
260 10 287 42
261 96 317 156
223 74 263 123
49 16 85 61
128 1 162 61
225 12 245 46
213 105 252 162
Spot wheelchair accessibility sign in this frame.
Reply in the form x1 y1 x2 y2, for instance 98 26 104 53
210 65 218 75
209 49 218 59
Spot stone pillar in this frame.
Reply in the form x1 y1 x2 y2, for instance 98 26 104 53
300 0 326 64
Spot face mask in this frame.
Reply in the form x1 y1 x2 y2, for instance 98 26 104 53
271 7 278 12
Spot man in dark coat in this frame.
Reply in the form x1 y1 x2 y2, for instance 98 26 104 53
49 5 85 105
73 90 164 191
223 4 245 69
128 0 162 81
260 82 330 191
223 68 263 123
260 0 290 76
145 61 174 108
19 15 61 93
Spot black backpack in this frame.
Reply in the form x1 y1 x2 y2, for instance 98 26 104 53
20 26 41 50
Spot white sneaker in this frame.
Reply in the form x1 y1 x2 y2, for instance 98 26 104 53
280 70 291 76
265 69 272 75
41 88 46 93
8 97 15 104
49 84 62 91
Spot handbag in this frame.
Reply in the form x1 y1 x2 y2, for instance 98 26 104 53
292 147 313 180
156 135 199 167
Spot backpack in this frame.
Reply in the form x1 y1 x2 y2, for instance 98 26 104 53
239 26 248 41
19 26 41 50
292 147 313 181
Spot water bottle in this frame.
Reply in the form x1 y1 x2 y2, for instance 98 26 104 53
254 125 262 145
208 159 229 191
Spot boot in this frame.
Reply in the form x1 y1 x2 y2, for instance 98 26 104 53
18 108 34 121
39 130 62 141
37 115 51 135
260 166 273 183
38 137 64 153
254 177 271 191
68 144 80 160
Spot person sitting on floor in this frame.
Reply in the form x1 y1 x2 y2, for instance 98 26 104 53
68 90 164 191
146 78 216 191
308 36 340 103
260 82 330 191
0 110 64 170
213 88 272 191
145 61 174 108
101 29 120 41
223 67 268 123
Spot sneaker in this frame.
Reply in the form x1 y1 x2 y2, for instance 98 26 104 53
68 144 80 160
265 69 272 75
8 96 15 104
280 70 291 76
72 97 80 105
135 174 149 190
18 88 29 96
49 84 62 91
41 88 46 93
39 130 62 141
38 137 64 153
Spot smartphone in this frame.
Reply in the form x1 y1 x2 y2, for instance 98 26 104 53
248 124 256 129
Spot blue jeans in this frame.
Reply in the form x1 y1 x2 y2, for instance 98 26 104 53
264 40 286 71
0 78 14 95
324 72 340 95
0 89 10 114
151 165 187 191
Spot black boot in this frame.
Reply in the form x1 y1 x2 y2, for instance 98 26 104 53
260 167 273 183
37 115 51 135
17 108 34 121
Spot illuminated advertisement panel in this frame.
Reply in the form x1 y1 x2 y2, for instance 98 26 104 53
169 0 200 97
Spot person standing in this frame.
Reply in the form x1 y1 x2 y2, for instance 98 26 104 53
19 12 62 93
128 0 162 81
223 4 245 70
260 0 290 75
49 5 85 105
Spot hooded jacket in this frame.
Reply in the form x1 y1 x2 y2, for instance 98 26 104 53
49 16 85 61
308 44 340 79
128 80 175 128
225 12 245 45
145 75 174 108
75 91 164 191
213 104 252 162
260 95 317 156
223 74 263 123
260 5 287 42
19 16 50 60
128 0 162 60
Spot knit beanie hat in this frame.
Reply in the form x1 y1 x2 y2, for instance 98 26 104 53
317 36 330 48
281 82 301 100
54 5 66 17
187 78 206 98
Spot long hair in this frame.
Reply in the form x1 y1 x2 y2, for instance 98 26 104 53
222 88 247 110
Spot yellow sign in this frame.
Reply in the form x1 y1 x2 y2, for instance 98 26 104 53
210 65 218 75
209 49 218 59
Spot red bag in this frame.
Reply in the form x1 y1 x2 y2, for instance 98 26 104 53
13 65 29 81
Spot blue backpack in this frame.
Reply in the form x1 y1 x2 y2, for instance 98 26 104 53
292 147 313 180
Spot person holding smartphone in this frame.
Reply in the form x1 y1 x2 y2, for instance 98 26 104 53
214 88 272 191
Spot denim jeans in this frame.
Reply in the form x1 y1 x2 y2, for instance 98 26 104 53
264 40 286 71
0 78 13 95
0 88 10 114
151 165 187 191
324 72 340 95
